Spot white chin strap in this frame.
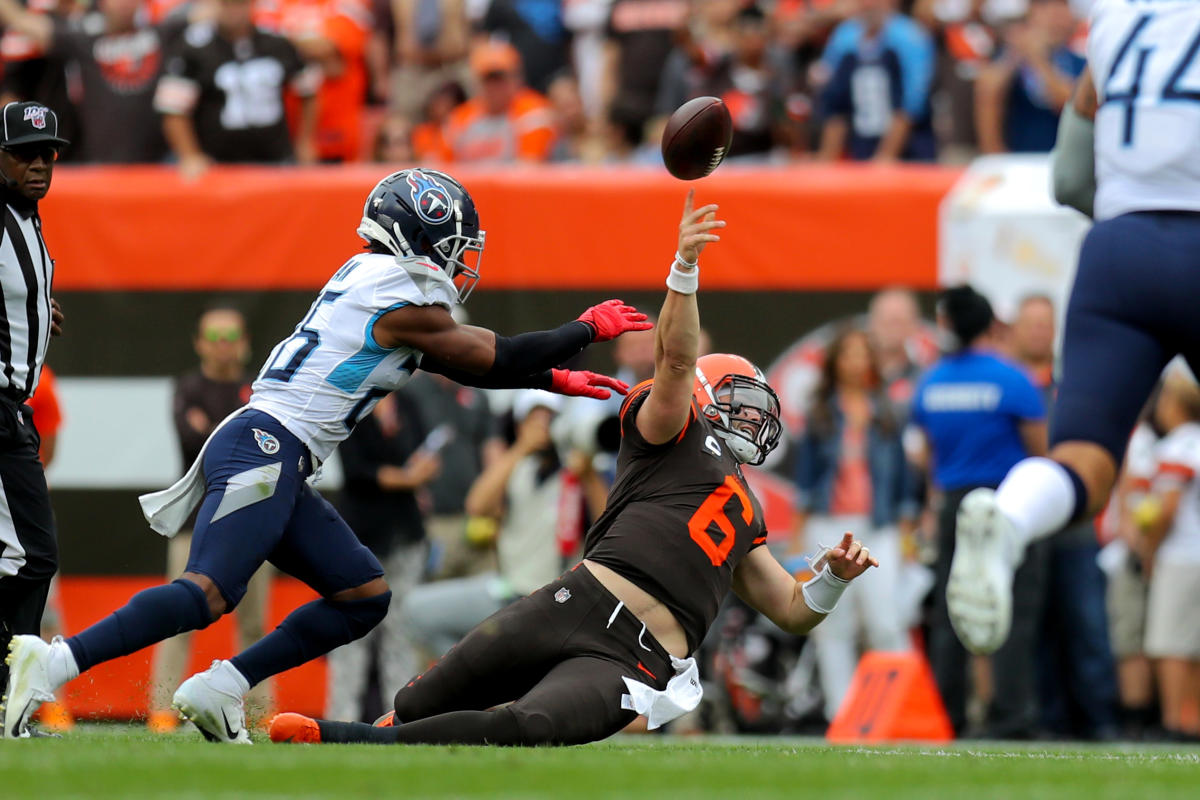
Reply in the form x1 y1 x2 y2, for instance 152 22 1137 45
356 217 414 258
716 430 758 464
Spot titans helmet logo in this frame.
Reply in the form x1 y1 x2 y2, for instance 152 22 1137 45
406 170 453 225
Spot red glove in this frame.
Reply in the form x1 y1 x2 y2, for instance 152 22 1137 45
576 299 653 343
550 369 630 400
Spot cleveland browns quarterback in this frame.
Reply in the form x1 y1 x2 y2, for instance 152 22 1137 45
268 191 878 746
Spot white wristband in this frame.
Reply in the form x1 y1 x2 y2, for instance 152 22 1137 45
666 254 699 294
801 566 849 615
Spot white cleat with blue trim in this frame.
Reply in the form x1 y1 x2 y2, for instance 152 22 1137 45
947 488 1018 655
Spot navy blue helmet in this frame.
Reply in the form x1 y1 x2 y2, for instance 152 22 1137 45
357 168 485 302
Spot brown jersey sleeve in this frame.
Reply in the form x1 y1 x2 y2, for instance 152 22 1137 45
618 379 699 456
740 472 769 551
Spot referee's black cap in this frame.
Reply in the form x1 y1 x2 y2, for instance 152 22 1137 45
0 101 70 150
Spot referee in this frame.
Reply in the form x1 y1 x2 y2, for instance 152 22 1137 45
0 101 67 725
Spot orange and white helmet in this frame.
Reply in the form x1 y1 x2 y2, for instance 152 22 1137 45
693 354 782 466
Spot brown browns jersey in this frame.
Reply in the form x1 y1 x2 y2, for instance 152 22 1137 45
584 381 768 652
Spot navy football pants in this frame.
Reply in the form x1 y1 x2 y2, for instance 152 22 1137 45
188 410 383 609
1053 211 1200 463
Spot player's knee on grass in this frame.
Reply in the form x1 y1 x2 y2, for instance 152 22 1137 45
509 706 557 746
507 690 634 747
507 705 633 746
392 678 441 724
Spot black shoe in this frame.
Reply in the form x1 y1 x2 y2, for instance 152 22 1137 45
1138 723 1172 743
1161 728 1200 744
1118 705 1161 741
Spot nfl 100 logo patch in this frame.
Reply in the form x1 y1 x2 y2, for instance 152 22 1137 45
23 106 48 129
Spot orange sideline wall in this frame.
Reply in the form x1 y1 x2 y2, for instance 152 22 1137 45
43 165 959 291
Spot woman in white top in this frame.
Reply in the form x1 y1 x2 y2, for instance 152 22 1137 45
1138 368 1200 739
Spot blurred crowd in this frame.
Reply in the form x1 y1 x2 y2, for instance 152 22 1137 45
0 0 1094 171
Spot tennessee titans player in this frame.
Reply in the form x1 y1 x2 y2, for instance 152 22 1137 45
948 0 1200 657
2 169 651 741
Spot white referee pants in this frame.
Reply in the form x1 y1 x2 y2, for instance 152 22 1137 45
805 515 909 721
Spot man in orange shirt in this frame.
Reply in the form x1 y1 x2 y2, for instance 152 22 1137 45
261 0 370 162
411 80 464 162
441 40 555 164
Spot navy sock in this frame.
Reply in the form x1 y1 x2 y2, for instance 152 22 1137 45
231 593 389 687
1061 462 1090 523
67 579 212 673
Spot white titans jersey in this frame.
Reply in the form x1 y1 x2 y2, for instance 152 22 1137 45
249 253 457 460
1091 0 1200 220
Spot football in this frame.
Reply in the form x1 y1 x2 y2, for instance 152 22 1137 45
661 97 733 181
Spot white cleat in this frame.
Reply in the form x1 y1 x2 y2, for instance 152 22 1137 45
172 661 252 744
947 488 1017 655
2 635 57 739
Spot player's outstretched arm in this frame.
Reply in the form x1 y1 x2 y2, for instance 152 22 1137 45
635 190 725 444
732 533 878 635
377 303 643 398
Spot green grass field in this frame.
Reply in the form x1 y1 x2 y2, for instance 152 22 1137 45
1 725 1197 799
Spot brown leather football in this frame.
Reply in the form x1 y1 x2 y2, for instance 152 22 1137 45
661 96 733 181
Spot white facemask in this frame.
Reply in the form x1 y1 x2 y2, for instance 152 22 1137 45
716 429 759 464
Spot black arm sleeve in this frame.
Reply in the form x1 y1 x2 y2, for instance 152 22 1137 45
419 320 595 388
488 320 594 377
420 361 554 390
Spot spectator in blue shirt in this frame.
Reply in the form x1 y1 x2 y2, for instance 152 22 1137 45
910 285 1048 736
976 0 1085 154
816 0 936 162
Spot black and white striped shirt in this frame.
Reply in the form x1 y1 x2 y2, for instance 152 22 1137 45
0 190 52 403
